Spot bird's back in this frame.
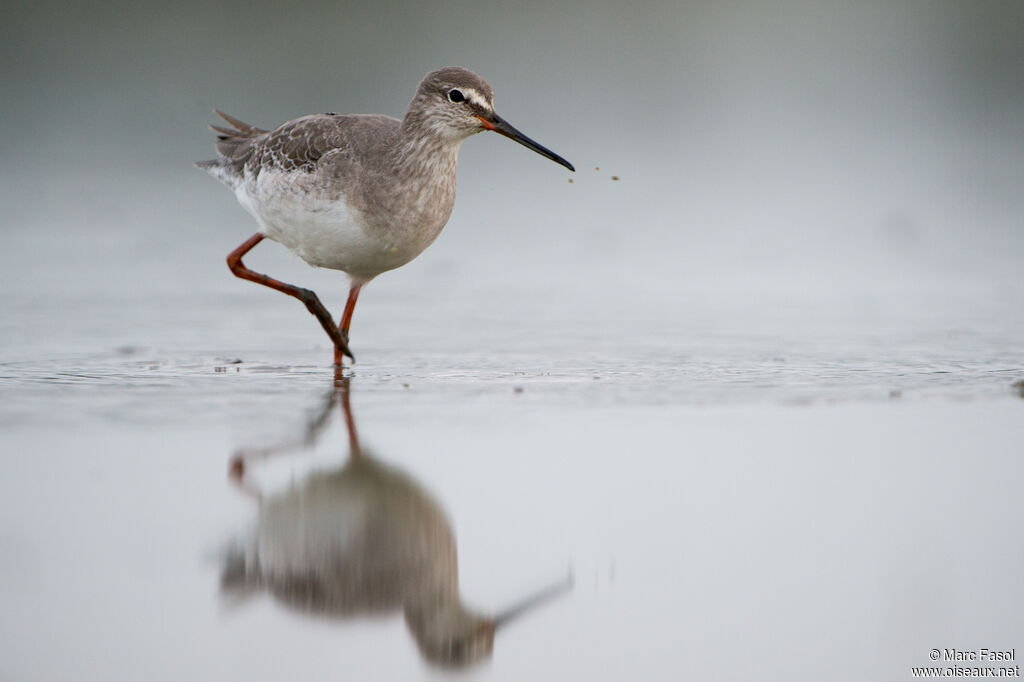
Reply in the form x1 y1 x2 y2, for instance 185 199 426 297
197 111 401 189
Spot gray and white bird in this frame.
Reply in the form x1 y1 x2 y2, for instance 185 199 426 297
198 67 574 365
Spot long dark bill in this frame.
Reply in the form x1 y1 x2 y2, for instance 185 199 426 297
478 113 575 172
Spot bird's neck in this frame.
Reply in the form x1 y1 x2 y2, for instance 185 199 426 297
393 119 462 184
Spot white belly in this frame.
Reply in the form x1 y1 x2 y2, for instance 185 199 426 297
235 170 415 282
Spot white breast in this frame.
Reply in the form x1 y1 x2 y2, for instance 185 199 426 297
235 169 409 282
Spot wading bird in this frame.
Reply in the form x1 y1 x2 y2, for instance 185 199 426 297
198 67 574 365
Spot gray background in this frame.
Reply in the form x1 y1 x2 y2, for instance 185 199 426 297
3 1 1022 304
2 2 1022 681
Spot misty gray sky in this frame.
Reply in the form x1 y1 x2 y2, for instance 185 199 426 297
1 1 1022 301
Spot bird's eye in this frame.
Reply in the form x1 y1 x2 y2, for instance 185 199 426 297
447 89 465 103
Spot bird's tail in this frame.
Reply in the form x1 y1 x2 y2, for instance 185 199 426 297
195 110 268 180
208 110 267 159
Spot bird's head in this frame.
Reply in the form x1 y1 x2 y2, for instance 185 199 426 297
409 66 575 171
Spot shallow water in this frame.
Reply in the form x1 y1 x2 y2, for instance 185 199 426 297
1 282 1022 681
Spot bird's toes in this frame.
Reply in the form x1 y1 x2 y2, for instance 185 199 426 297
333 343 355 366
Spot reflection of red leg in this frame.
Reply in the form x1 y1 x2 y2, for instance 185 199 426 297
229 374 359 499
228 453 262 502
333 284 363 366
227 233 353 363
337 373 362 458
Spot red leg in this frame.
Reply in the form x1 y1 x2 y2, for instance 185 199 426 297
333 283 364 366
227 233 354 363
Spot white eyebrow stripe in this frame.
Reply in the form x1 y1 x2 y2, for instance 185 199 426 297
462 88 492 110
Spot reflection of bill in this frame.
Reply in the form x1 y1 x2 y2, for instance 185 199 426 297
222 374 571 667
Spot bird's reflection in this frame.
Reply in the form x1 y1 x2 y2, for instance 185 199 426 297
222 372 569 667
